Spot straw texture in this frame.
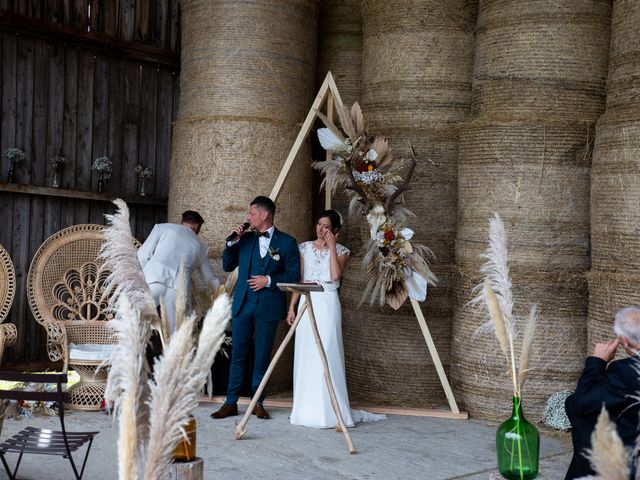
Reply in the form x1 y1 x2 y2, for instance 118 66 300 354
315 0 364 246
338 0 476 406
451 0 611 419
589 0 640 350
170 0 318 251
169 0 319 392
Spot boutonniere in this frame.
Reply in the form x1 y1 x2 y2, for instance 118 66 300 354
268 247 280 261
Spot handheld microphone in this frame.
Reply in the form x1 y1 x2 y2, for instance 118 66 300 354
225 222 250 242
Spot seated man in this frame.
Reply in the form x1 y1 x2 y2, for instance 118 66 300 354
137 210 220 334
565 306 640 479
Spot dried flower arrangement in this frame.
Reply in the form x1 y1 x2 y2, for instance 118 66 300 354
135 165 153 180
314 102 436 309
92 156 113 180
50 154 67 171
4 148 25 165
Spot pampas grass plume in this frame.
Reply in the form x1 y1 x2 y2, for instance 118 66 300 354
580 408 629 480
483 279 509 359
518 304 537 392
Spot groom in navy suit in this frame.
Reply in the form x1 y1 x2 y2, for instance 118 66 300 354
211 196 300 420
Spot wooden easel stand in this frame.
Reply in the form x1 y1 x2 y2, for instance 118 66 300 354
235 289 356 454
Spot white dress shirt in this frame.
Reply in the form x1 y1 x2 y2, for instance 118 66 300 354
227 225 275 287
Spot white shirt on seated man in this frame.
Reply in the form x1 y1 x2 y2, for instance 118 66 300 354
137 210 220 334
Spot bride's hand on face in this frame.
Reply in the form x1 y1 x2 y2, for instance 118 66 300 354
324 230 338 249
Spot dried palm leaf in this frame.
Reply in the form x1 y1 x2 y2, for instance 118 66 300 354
350 101 365 135
370 137 389 164
336 104 356 139
386 282 408 310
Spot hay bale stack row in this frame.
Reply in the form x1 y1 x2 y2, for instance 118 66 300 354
589 0 640 348
169 0 319 391
451 0 611 419
340 0 476 407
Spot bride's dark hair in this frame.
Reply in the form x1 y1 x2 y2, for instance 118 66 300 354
317 209 342 231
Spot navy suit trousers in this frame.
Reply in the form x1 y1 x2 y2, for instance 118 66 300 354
226 299 279 405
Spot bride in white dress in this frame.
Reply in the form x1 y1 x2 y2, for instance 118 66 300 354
287 210 385 428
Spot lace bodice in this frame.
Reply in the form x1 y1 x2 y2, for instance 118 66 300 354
299 241 350 291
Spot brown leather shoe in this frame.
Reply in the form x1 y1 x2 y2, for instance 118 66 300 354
252 403 270 419
211 403 238 419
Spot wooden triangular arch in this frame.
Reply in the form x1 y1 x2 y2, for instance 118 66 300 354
270 72 466 420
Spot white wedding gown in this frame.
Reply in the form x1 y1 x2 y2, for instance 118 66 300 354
290 241 385 428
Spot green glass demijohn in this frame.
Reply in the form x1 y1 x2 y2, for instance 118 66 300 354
496 397 540 479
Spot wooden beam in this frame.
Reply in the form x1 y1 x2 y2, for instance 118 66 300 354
0 182 167 207
199 396 468 420
410 299 461 415
269 73 331 201
324 89 334 209
0 10 179 68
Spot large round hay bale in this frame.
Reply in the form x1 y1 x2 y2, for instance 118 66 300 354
451 0 610 420
456 121 592 273
589 0 640 349
316 0 361 109
590 117 640 275
340 0 476 407
170 0 318 250
588 272 640 349
601 0 640 116
169 0 319 392
472 0 610 122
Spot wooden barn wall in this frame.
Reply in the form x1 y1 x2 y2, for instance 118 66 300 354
0 1 180 366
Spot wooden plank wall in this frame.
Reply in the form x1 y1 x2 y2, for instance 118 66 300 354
0 0 180 366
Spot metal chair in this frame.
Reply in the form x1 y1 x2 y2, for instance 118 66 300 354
0 371 98 479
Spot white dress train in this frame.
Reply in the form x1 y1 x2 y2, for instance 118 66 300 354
290 241 385 428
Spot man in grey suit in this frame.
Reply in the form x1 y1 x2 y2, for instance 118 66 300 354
137 210 220 333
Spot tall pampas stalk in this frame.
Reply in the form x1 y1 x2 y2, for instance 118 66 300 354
102 199 231 479
104 296 151 480
143 294 230 480
576 408 629 480
100 199 158 321
474 214 538 398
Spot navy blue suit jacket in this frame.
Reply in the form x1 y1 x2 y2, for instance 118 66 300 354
222 228 300 322
565 356 640 479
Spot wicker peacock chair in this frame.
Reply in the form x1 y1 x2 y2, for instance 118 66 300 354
0 244 17 364
27 224 120 411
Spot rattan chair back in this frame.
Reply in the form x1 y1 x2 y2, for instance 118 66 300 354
26 225 115 363
0 244 15 325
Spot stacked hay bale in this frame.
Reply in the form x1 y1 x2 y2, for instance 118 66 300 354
340 0 476 407
451 0 611 419
315 0 363 246
589 0 640 348
169 0 319 391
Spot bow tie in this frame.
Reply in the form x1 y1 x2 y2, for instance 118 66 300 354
256 231 270 239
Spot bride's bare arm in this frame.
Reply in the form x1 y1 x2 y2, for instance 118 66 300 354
286 253 304 325
325 231 347 281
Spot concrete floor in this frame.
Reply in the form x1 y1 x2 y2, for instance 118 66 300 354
0 403 573 480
